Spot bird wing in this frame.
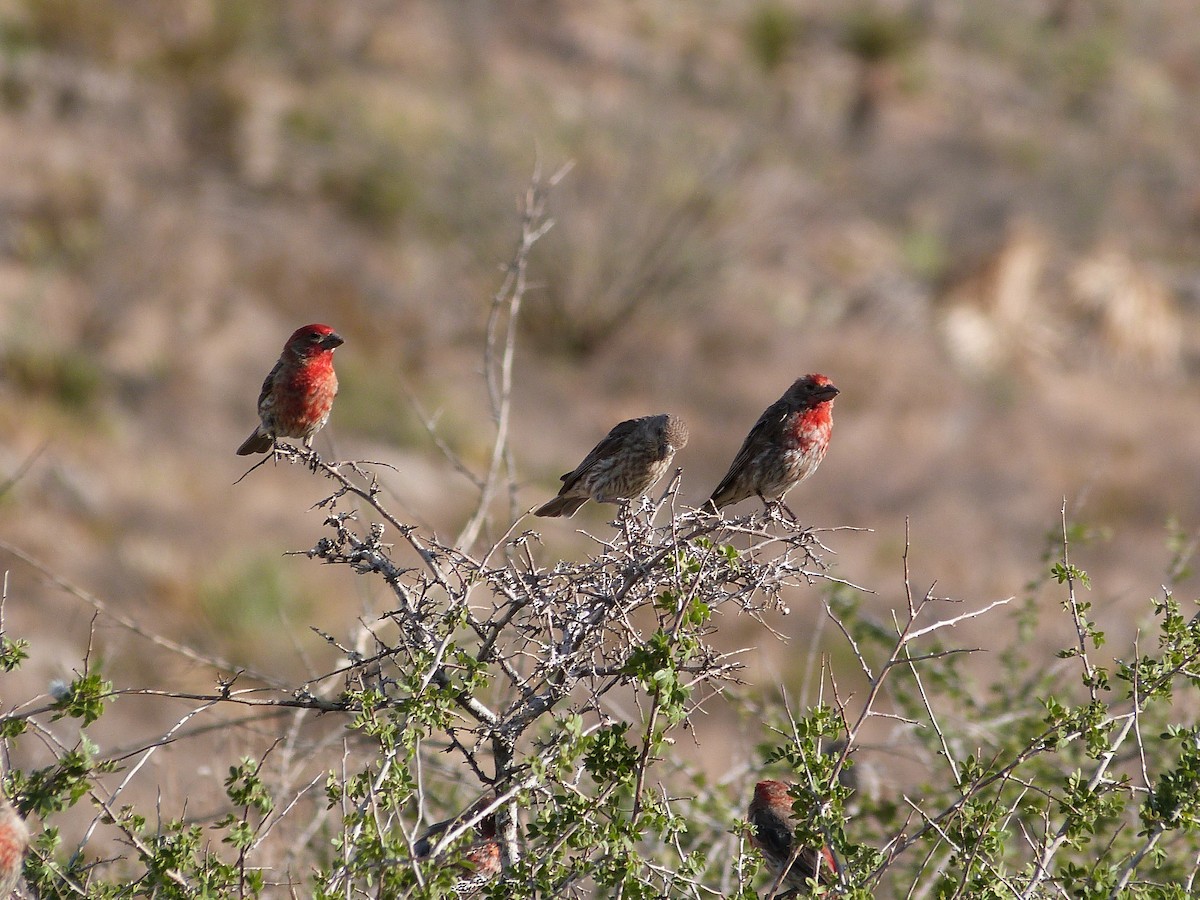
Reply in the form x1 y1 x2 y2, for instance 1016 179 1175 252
709 402 785 501
255 359 282 415
752 813 795 862
558 417 649 492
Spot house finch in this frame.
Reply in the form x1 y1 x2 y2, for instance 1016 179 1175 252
0 789 28 899
414 806 502 897
449 839 501 898
707 374 838 512
236 323 343 455
535 414 690 518
747 780 837 896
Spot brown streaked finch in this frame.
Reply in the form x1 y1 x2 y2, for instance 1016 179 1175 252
236 323 343 455
747 779 837 896
708 374 837 513
535 413 690 518
0 788 28 899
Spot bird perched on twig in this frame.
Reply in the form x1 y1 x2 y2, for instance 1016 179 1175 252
236 323 344 456
0 787 29 899
535 414 690 517
747 779 837 897
708 374 838 514
414 805 502 897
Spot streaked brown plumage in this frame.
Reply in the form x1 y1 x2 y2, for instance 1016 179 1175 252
535 414 690 518
708 374 838 512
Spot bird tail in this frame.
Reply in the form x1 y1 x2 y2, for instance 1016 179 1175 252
534 496 588 518
236 429 274 455
705 489 730 512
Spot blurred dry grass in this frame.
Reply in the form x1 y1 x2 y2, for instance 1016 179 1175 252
2 0 1200 798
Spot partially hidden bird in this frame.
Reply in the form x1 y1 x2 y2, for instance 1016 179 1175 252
707 374 838 513
236 323 343 456
535 413 690 518
414 805 502 897
747 779 837 896
0 787 28 900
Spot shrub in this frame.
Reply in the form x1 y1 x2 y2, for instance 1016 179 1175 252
2 173 1199 899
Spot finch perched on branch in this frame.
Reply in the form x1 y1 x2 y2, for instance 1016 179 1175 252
535 413 690 518
414 807 502 897
236 323 344 455
0 788 28 899
708 374 838 513
747 779 837 896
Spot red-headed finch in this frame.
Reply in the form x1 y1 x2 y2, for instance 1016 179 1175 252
236 323 343 455
708 374 838 512
449 838 502 897
0 788 28 899
414 808 501 897
535 413 690 518
747 779 837 896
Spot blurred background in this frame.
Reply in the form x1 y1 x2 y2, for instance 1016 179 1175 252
1 0 1199 788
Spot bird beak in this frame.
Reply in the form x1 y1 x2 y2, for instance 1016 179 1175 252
322 332 345 350
816 384 839 401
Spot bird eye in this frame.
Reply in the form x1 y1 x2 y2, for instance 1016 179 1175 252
308 331 323 342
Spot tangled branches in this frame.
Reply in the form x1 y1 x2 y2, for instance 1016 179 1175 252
258 443 848 896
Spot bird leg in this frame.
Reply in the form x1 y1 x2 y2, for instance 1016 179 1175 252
299 437 324 471
615 499 635 546
758 494 798 523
